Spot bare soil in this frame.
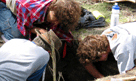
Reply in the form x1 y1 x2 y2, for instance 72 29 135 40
44 1 136 81
44 42 120 81
0 1 135 81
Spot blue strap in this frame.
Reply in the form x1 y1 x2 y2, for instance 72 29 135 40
27 64 47 81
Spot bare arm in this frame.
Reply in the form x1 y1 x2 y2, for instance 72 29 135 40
126 66 136 73
84 62 104 78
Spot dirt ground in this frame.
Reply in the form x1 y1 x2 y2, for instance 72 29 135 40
43 40 119 81
43 1 136 81
0 1 136 81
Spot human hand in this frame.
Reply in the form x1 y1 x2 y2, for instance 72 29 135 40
31 27 47 36
38 29 47 36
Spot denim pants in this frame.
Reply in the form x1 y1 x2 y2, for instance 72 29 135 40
0 2 28 40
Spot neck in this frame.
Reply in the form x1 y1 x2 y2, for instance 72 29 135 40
107 45 111 54
101 35 111 53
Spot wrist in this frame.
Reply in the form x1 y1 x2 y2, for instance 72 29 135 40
99 75 104 78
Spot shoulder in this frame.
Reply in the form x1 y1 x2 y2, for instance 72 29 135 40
101 28 112 36
113 34 136 59
2 39 49 57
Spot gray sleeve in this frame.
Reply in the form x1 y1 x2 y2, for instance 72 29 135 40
117 50 135 74
0 39 50 81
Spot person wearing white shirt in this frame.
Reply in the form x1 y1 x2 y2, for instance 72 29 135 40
77 22 136 78
0 29 62 81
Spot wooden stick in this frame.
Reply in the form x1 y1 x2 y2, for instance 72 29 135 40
51 39 56 81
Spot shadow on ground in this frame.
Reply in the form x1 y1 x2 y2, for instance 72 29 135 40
43 41 119 81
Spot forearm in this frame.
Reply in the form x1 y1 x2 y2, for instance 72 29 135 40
126 66 136 73
84 62 104 78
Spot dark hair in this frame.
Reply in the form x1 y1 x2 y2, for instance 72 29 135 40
77 35 109 65
49 0 81 33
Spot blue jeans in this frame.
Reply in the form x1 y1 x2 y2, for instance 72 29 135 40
0 2 28 40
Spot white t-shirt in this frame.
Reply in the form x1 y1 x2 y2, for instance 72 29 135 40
0 39 50 81
101 22 136 74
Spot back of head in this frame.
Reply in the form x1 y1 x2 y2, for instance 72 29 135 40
49 0 81 33
77 35 109 65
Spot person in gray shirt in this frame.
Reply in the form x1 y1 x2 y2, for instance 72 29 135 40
0 29 62 81
77 22 136 78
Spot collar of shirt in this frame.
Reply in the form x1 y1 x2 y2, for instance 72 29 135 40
48 23 74 46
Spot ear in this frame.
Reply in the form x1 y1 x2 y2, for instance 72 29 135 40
53 6 57 10
85 59 90 63
78 36 82 43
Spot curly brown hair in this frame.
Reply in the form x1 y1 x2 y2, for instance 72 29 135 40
48 0 81 33
76 35 109 65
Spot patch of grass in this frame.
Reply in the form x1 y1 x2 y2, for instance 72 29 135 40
119 2 136 23
81 2 136 25
81 2 113 23
73 1 136 40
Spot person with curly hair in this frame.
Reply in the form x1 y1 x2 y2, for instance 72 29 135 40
77 22 136 78
0 0 81 46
